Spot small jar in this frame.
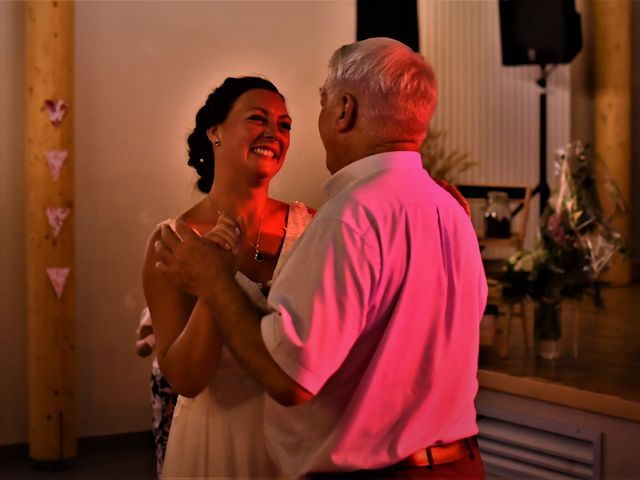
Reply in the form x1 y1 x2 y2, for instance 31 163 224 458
484 191 512 238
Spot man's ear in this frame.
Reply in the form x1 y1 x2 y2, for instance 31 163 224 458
336 93 357 133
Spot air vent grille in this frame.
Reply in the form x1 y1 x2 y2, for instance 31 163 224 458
477 404 602 479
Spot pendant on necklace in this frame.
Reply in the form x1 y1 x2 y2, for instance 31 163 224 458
254 251 265 263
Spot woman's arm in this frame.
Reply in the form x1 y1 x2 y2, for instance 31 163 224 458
142 227 223 398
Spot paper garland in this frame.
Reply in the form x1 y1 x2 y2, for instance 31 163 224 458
46 267 70 299
46 207 70 238
42 101 72 301
44 150 68 181
44 99 69 127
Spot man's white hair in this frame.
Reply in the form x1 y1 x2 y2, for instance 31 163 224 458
323 37 437 141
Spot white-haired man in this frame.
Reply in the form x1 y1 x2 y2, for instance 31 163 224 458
156 38 487 478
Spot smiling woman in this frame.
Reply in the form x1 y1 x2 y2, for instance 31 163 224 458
207 88 292 185
141 76 314 479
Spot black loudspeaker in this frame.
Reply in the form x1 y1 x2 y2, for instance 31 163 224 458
357 0 419 52
499 0 582 65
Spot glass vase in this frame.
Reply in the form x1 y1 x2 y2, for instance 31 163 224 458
484 191 512 238
533 299 562 360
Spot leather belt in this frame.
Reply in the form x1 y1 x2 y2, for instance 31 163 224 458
395 437 476 468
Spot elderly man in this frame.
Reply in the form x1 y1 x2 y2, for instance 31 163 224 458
156 37 487 478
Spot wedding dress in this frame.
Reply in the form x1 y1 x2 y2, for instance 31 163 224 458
162 201 311 479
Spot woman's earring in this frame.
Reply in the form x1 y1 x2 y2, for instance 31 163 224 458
214 139 221 146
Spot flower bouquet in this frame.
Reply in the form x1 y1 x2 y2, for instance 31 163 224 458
500 141 625 352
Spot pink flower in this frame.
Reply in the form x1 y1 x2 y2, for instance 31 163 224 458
552 226 566 243
547 214 561 231
547 214 566 243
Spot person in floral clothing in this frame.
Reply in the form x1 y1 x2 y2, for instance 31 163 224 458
136 307 177 478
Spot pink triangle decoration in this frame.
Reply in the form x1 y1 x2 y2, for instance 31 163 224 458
46 207 70 238
44 99 69 127
46 267 71 300
44 150 68 181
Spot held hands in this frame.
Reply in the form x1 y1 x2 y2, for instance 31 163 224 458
154 216 245 296
206 214 245 257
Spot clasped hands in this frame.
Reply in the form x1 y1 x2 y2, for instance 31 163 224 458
155 215 245 296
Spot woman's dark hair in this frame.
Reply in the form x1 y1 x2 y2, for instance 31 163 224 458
187 76 284 193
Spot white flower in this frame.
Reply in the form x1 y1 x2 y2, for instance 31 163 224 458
514 254 534 272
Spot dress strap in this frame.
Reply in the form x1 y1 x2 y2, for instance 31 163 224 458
272 201 313 283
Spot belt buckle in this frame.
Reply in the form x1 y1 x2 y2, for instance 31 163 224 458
425 446 435 470
426 437 475 468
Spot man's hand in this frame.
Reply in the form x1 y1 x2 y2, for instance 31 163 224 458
434 177 471 217
154 219 236 297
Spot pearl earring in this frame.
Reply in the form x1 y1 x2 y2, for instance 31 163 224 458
214 139 221 146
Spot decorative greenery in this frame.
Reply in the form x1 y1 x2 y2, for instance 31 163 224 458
500 142 626 308
420 128 475 183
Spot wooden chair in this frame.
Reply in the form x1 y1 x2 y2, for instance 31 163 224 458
457 184 532 356
456 184 531 252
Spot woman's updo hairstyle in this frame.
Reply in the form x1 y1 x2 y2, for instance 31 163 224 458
187 76 284 193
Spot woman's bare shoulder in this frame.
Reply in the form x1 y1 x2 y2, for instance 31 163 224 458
177 198 217 235
145 199 214 246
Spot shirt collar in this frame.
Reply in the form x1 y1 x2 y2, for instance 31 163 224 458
322 151 423 199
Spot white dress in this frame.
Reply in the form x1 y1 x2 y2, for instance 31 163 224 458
162 202 312 480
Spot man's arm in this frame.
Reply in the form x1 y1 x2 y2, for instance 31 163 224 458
205 274 313 406
155 219 313 406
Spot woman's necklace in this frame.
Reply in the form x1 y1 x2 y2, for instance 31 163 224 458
208 196 266 263
245 210 266 263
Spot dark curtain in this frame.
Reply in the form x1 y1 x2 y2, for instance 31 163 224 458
356 0 419 52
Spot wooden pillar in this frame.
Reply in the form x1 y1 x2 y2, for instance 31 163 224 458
593 0 632 285
25 0 76 461
570 0 594 144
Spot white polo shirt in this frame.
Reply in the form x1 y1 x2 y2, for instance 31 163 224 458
261 151 487 478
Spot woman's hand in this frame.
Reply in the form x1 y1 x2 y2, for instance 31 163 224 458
206 214 245 256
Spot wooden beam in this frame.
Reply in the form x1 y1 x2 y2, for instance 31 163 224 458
25 0 76 461
593 0 632 285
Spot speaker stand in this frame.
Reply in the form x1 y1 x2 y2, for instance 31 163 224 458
532 64 557 215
